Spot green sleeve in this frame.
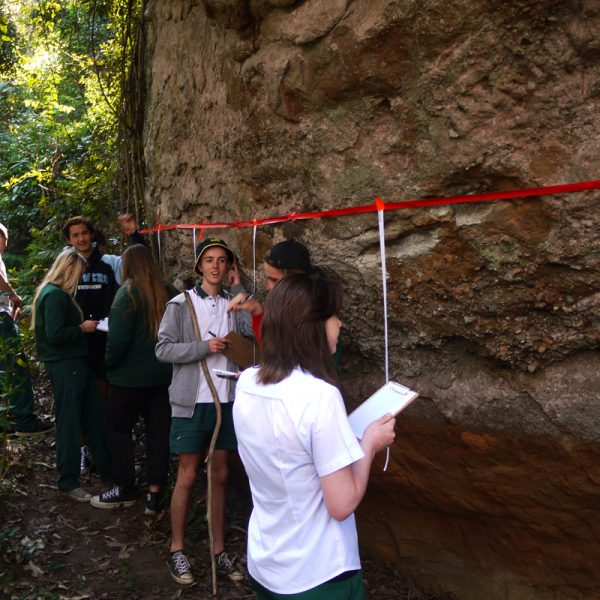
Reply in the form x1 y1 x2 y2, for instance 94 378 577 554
43 289 84 345
105 286 135 368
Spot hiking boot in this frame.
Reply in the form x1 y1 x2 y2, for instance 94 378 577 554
14 419 54 437
90 485 137 509
166 550 194 585
60 487 92 503
144 491 160 516
215 550 244 582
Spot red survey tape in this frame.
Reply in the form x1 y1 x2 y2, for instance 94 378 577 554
139 179 600 234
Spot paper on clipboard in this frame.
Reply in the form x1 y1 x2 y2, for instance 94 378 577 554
348 381 418 439
221 331 260 369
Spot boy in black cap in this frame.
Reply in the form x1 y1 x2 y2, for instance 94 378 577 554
263 239 316 291
156 237 253 585
229 239 320 341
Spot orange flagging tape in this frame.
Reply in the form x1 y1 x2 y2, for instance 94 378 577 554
139 179 600 234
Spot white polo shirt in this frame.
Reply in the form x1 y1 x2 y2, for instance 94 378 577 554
234 367 365 594
0 254 12 315
188 287 230 404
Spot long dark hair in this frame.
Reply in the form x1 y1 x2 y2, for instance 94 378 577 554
121 245 168 339
258 273 343 387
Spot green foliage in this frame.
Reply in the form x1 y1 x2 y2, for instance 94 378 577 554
0 1 143 483
0 0 143 271
0 7 19 76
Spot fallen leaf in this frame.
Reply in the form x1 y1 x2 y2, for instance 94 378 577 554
25 560 44 577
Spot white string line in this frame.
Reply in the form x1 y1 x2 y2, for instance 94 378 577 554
252 225 257 365
252 225 257 296
157 229 162 268
377 209 389 383
377 207 391 471
193 227 197 264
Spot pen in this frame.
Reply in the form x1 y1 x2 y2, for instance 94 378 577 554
208 331 217 337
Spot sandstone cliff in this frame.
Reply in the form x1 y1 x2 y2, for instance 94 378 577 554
141 1 600 598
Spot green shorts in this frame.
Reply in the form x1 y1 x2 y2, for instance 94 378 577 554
170 402 237 454
249 571 365 599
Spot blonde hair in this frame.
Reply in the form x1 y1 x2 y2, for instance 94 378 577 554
31 249 86 328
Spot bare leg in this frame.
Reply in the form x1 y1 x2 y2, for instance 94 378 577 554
170 452 201 552
210 450 229 555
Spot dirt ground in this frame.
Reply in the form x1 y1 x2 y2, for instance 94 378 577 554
0 379 454 600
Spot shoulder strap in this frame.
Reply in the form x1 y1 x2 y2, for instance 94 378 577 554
183 289 222 594
182 291 221 402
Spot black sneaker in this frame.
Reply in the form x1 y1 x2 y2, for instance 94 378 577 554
90 485 137 509
167 550 194 585
215 551 244 582
14 419 54 437
144 491 160 516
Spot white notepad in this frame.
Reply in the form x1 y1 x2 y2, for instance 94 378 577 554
96 317 109 332
348 381 419 439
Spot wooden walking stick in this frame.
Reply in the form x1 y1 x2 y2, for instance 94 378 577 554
184 291 223 596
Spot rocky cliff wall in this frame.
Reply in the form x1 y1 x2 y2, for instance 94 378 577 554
142 1 600 598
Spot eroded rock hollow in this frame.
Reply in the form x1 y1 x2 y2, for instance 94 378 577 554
141 1 600 598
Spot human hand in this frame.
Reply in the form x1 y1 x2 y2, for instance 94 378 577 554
226 292 264 316
208 336 229 353
80 319 99 333
9 292 22 307
117 213 137 234
228 262 241 287
361 414 396 455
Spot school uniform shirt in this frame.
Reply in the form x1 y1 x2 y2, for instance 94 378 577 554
188 287 230 403
34 283 88 362
0 253 12 315
104 284 173 388
233 367 365 594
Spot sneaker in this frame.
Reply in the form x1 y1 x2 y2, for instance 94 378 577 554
90 485 137 509
60 487 92 503
144 491 160 516
14 419 54 437
167 550 194 585
80 445 90 475
215 550 244 582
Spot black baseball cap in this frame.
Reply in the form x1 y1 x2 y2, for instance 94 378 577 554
265 240 314 273
194 238 235 275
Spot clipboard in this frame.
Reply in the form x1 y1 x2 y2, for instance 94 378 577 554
222 331 260 368
348 381 419 439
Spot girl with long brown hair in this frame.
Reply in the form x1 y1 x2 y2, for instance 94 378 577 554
233 274 396 599
90 244 175 514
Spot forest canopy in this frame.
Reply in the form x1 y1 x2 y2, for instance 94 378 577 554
0 0 143 295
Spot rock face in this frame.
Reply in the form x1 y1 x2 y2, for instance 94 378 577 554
142 1 600 598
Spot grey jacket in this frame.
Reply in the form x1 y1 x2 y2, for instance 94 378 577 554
155 286 254 418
